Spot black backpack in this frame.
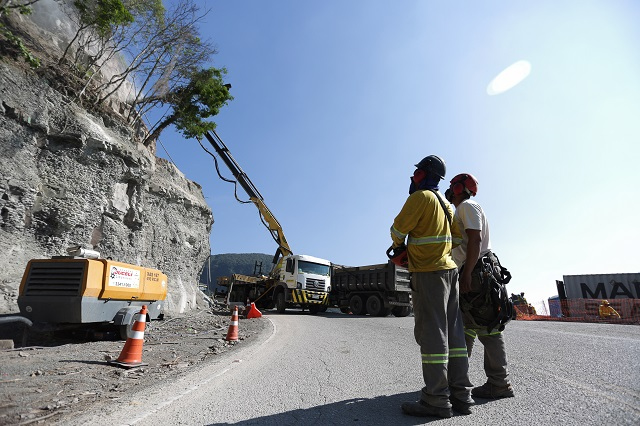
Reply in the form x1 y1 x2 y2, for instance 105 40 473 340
459 252 514 333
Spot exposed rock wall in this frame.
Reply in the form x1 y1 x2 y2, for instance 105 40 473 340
0 61 213 315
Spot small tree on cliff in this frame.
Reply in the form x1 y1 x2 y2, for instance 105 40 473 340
0 0 41 68
58 0 135 68
143 67 232 145
57 0 232 142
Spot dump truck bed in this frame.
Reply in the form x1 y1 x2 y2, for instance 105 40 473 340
332 261 411 293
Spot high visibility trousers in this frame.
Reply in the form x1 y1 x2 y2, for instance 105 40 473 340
465 328 511 387
412 269 473 408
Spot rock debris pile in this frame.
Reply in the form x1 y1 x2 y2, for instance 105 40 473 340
0 305 267 425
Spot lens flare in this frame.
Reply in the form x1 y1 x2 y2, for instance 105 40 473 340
487 60 531 95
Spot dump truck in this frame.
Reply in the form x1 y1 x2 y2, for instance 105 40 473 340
329 261 412 317
17 246 167 339
203 131 332 314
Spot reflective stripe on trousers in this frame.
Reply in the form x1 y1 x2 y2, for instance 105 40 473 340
422 347 467 364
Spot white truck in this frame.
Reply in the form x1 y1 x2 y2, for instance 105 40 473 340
220 254 332 314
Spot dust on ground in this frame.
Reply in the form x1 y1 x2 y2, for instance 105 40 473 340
0 302 268 426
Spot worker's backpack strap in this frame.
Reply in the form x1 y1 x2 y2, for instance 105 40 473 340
492 252 512 285
429 189 452 226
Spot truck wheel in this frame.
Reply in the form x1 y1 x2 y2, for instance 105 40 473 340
119 325 129 340
276 292 287 313
119 319 134 340
349 295 365 315
365 295 384 316
392 306 411 317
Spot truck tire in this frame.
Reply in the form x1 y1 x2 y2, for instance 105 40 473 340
365 295 384 317
119 317 136 340
119 324 129 340
276 292 287 313
392 306 411 317
349 295 365 315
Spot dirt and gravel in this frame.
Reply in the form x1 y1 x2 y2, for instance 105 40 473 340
0 301 269 426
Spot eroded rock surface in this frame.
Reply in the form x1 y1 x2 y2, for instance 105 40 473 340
0 61 213 315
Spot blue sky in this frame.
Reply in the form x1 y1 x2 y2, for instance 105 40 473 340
157 0 640 307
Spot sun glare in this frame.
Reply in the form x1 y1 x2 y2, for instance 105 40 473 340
487 60 532 95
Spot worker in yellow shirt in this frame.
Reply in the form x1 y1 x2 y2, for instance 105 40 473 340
391 155 473 418
598 300 621 319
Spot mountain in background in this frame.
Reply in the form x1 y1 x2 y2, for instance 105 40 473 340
199 253 273 294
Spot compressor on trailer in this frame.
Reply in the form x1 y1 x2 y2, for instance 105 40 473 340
17 246 167 339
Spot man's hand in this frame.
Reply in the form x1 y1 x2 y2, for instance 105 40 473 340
459 273 472 293
460 228 481 293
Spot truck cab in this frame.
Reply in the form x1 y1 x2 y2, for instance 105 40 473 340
271 254 331 313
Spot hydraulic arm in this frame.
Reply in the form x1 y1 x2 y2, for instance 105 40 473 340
203 130 292 264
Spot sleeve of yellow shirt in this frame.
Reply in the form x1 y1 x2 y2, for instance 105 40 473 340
390 192 425 247
449 203 462 248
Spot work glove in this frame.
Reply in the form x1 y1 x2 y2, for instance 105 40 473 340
386 244 408 268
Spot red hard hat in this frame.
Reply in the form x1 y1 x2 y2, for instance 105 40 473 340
450 173 478 196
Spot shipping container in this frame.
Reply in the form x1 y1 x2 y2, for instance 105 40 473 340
556 273 640 320
561 273 640 300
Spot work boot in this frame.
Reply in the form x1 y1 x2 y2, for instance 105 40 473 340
401 400 453 418
449 396 473 415
472 382 515 399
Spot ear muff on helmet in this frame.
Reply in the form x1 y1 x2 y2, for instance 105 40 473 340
449 173 478 197
412 169 427 184
452 180 465 196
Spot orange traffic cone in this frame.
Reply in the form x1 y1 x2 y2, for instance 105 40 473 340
109 305 149 368
246 302 262 319
225 306 239 341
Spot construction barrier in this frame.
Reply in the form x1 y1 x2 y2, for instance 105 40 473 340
514 299 640 325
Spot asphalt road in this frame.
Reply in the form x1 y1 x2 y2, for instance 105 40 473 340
72 312 640 426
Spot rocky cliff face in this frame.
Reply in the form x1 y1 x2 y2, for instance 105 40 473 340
0 61 213 315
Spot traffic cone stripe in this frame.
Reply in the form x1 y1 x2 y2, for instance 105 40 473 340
129 330 145 340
